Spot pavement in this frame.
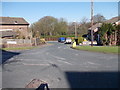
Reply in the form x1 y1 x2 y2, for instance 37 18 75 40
1 41 119 89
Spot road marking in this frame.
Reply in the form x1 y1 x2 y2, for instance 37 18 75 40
57 60 72 65
75 54 79 56
51 55 66 60
87 62 95 64
58 47 61 49
22 63 50 66
87 62 100 65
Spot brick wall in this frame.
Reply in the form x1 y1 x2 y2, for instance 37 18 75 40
0 25 29 38
2 44 32 48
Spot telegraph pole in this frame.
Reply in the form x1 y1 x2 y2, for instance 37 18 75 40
75 22 77 39
91 0 94 46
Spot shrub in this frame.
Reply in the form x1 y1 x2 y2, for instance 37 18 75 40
78 37 84 43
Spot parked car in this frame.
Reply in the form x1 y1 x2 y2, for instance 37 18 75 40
58 37 66 43
64 38 72 44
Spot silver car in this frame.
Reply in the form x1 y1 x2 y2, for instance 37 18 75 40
64 38 72 44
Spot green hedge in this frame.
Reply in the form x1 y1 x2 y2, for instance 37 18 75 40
41 35 76 38
78 37 84 43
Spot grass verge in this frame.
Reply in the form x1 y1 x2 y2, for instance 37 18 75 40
72 46 119 54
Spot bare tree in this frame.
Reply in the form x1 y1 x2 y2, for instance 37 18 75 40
93 14 106 23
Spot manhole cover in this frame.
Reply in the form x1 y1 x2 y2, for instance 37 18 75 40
25 79 48 89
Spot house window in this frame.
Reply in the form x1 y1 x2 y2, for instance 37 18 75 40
14 21 18 24
19 28 22 30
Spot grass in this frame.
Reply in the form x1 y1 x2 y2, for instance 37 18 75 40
72 46 119 54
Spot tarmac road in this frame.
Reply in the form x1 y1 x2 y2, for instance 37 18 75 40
2 41 118 88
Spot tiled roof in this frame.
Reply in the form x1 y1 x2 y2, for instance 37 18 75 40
105 16 119 24
89 16 119 30
89 23 102 30
0 17 29 25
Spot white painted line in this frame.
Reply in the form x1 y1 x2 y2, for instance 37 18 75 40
87 62 100 65
58 47 61 49
87 62 95 65
51 55 66 60
75 54 79 56
57 60 72 65
22 63 50 66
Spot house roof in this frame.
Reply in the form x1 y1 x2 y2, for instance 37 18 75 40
89 23 102 30
89 16 120 30
105 16 119 24
0 17 29 25
0 31 17 37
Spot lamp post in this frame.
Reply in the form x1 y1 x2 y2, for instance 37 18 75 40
91 0 94 46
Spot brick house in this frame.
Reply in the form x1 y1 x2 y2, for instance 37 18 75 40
87 16 120 45
0 17 29 38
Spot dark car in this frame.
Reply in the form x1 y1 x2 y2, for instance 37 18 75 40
58 37 66 43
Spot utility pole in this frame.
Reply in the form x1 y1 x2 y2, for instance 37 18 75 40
91 0 94 46
74 21 77 39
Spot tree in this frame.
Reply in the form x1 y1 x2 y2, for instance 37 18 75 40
117 24 120 45
67 22 76 35
93 14 106 23
81 17 88 24
98 23 117 45
67 17 91 37
38 16 58 36
55 18 68 35
29 16 69 37
77 17 91 36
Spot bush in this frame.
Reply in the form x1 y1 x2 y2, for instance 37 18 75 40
78 37 84 43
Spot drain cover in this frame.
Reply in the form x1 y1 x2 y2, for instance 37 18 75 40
25 79 47 88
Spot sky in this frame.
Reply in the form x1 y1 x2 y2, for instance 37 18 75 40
1 2 118 25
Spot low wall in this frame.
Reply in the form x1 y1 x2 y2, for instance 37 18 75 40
1 38 44 48
2 44 33 48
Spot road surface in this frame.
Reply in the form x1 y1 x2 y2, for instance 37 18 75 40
2 41 118 88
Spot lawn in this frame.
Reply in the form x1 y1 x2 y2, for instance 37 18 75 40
72 46 119 54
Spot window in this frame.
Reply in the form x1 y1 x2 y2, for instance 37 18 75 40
14 21 18 24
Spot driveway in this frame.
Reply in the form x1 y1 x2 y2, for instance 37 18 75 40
2 41 118 88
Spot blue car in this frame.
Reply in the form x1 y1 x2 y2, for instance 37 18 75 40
58 37 66 43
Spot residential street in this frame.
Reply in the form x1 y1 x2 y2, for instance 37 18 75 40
2 41 118 88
